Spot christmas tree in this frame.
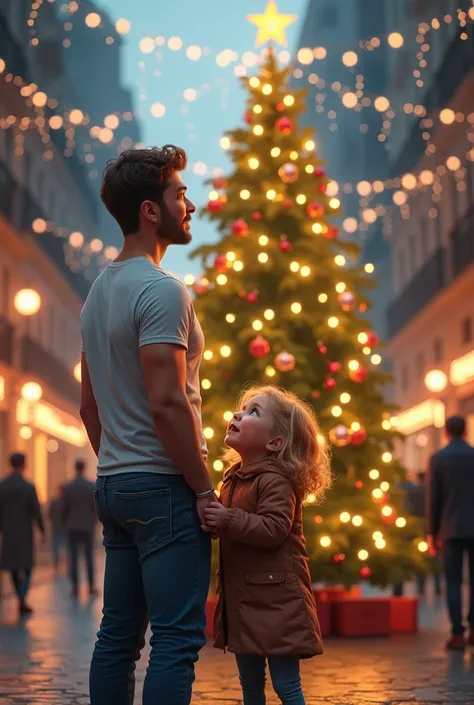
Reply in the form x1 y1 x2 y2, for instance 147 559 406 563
189 50 427 588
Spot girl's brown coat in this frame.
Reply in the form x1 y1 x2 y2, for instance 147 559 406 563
213 459 323 658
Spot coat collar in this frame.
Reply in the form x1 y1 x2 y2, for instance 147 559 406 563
222 457 286 484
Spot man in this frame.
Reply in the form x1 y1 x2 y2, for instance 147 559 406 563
81 146 215 705
49 485 65 574
62 460 97 597
0 453 45 615
407 472 441 597
428 416 474 650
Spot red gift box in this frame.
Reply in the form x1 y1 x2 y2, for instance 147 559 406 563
313 585 361 602
205 597 217 637
313 595 331 637
390 597 418 633
332 597 390 637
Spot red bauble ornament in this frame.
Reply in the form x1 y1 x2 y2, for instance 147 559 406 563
359 302 368 313
207 199 223 214
306 201 324 219
351 428 367 446
249 336 270 358
276 102 285 112
274 351 296 372
311 390 321 399
283 199 293 209
355 480 364 489
366 331 379 348
313 167 326 178
252 211 262 221
232 219 249 237
350 366 369 383
212 176 228 191
318 342 328 354
192 277 209 296
323 377 336 390
214 254 228 273
325 226 339 240
338 291 356 311
360 566 371 579
328 361 341 374
279 238 292 253
247 291 259 303
245 110 253 124
275 116 294 134
318 184 327 194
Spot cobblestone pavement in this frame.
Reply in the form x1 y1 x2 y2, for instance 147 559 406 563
0 566 473 704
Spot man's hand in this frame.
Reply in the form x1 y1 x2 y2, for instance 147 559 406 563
205 501 229 530
196 495 217 533
427 534 440 557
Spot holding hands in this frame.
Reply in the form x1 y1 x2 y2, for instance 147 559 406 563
205 501 228 530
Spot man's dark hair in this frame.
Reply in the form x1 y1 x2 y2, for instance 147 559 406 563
75 459 86 473
446 416 466 437
10 452 26 470
101 145 187 235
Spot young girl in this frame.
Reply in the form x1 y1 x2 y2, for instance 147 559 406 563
205 385 332 705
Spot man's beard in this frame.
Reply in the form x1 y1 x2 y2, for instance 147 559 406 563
156 203 191 245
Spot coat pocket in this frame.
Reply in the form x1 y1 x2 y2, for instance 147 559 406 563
245 572 285 584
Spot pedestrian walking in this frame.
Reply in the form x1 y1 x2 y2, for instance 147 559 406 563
49 485 65 574
62 460 97 597
0 453 45 616
80 146 215 705
205 385 332 705
406 472 442 597
427 416 474 650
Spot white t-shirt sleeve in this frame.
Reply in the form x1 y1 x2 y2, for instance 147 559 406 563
136 277 192 350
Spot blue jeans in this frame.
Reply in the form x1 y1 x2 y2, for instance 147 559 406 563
443 538 474 635
10 569 31 603
89 473 211 705
51 530 64 569
236 654 306 705
68 530 95 588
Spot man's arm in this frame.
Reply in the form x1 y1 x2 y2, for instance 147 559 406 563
80 352 101 456
140 343 212 496
30 486 45 536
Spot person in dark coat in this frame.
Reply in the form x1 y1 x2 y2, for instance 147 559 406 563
0 452 45 615
407 472 441 597
62 459 97 597
48 485 65 574
428 416 474 650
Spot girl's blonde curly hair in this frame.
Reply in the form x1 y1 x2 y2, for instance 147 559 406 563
223 385 332 501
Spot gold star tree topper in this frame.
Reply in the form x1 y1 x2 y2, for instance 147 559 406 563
247 0 298 48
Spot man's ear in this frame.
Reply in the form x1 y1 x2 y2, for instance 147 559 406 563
266 436 285 453
141 200 159 225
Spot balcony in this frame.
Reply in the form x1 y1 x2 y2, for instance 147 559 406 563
21 337 80 407
387 247 446 338
0 317 14 366
451 205 474 278
391 23 474 176
0 159 90 300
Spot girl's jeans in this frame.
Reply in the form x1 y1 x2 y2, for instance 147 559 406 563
236 654 306 705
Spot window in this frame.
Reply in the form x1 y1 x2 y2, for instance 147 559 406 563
416 352 425 376
401 363 409 391
433 337 444 363
462 317 472 345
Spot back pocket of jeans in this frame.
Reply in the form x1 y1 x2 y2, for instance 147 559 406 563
114 488 172 556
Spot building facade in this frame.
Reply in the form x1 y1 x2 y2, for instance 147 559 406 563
294 0 392 338
0 0 138 498
385 0 474 471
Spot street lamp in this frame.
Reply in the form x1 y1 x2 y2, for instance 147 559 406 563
424 369 448 394
21 381 43 403
73 362 81 383
14 288 41 316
